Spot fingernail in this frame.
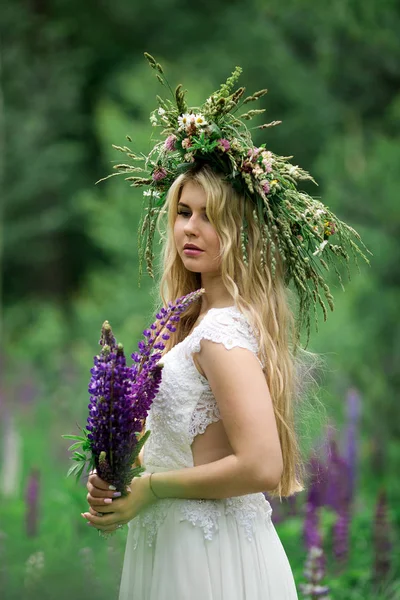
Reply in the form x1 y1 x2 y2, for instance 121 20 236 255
87 522 93 526
109 484 117 490
81 513 86 519
113 492 121 498
104 498 113 504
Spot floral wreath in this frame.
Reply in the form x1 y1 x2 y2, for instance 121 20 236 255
100 53 370 339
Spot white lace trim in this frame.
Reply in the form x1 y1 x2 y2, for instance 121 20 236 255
187 307 260 357
188 390 221 443
131 493 272 549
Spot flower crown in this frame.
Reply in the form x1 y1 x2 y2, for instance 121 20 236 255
100 53 370 339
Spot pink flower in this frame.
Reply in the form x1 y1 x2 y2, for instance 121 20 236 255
217 138 231 152
241 160 253 173
262 159 272 173
261 180 270 194
164 135 177 151
182 138 192 149
152 167 167 182
248 147 261 161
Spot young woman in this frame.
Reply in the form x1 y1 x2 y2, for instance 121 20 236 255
85 165 302 599
81 55 368 599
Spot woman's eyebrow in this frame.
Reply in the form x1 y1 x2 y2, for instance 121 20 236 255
177 202 206 211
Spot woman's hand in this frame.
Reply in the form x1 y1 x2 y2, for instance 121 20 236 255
81 470 158 533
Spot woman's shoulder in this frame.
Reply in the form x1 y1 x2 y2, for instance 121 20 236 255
187 305 259 355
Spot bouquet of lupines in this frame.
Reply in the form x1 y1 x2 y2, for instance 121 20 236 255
63 288 204 492
99 52 371 341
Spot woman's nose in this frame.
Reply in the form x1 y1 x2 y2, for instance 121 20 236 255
183 215 199 234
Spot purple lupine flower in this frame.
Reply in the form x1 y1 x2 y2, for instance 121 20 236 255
64 288 205 492
303 502 322 551
325 438 351 514
373 489 392 583
164 135 177 151
333 508 350 572
307 455 328 509
344 388 361 503
299 546 330 600
25 468 40 537
152 167 167 181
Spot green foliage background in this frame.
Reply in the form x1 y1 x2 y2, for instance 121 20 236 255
0 0 399 598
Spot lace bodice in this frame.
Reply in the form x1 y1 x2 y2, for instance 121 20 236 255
135 306 272 546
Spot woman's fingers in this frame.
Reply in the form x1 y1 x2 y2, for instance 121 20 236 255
82 511 123 530
87 471 119 492
88 506 105 518
87 481 122 499
86 492 118 510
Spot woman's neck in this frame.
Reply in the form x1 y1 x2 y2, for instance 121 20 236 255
199 272 234 313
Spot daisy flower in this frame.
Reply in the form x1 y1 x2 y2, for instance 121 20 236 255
178 113 192 130
193 113 207 128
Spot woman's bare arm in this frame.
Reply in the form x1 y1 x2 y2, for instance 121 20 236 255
150 340 283 500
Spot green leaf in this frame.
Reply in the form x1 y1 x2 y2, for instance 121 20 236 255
62 434 86 441
73 451 87 460
68 441 84 451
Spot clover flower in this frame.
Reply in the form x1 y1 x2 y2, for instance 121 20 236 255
217 138 230 152
182 138 192 149
261 180 270 195
164 135 177 151
152 167 167 182
262 159 272 172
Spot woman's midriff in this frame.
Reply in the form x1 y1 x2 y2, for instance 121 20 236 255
190 418 234 466
137 419 233 467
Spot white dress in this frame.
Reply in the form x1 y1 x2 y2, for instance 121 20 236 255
118 306 298 600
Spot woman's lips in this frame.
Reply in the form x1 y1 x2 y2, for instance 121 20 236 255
183 248 204 256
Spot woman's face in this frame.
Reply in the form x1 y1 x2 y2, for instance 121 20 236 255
173 181 221 275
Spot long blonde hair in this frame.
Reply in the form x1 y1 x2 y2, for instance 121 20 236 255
153 164 313 497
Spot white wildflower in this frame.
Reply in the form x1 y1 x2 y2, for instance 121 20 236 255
158 107 166 115
252 165 264 177
178 113 191 130
193 113 207 127
143 189 160 198
312 240 328 256
288 164 300 176
24 551 45 590
150 113 158 126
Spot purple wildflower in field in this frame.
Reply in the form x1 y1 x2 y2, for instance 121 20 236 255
299 546 330 600
325 438 351 514
373 488 392 583
25 468 40 537
344 388 361 503
333 508 350 571
308 455 328 509
303 502 322 552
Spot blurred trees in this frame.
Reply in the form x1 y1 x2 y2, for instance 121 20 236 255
1 0 399 453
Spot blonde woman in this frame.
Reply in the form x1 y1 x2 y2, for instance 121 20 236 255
82 57 368 599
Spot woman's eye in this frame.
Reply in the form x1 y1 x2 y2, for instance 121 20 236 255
177 210 191 217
